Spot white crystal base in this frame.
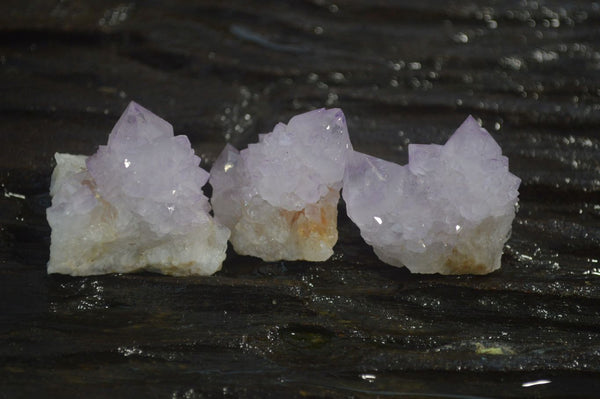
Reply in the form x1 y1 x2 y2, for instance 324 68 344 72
226 188 339 262
371 215 513 275
47 153 229 276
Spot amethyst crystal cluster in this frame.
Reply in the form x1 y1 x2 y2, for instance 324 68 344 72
210 109 352 261
47 102 520 276
343 116 521 274
47 102 229 276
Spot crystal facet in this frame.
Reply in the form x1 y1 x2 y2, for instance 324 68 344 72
47 101 230 276
343 116 520 274
210 108 352 261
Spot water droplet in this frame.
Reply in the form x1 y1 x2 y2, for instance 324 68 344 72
454 32 469 43
408 62 421 70
330 72 345 82
522 379 551 387
360 373 376 382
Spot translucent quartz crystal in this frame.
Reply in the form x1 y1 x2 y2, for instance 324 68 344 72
47 102 230 276
210 108 352 261
343 116 521 274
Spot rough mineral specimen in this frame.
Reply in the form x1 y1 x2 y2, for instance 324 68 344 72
47 102 230 276
343 116 520 274
210 108 352 261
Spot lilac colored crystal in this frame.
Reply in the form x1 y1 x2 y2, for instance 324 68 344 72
47 101 229 276
343 116 521 274
86 102 211 235
210 108 352 261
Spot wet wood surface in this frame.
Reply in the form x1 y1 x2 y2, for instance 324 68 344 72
1 1 600 398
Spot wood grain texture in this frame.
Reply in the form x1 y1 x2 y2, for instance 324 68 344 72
1 1 599 397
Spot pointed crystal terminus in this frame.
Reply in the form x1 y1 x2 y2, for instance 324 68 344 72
343 116 521 275
210 108 353 262
46 101 230 276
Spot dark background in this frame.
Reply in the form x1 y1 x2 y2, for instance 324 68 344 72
1 1 600 398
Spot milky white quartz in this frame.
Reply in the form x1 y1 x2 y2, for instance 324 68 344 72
47 101 230 276
343 116 520 274
210 108 352 261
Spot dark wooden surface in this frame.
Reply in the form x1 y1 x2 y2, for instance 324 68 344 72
1 1 600 398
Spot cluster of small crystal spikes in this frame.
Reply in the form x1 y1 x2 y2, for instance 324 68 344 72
47 101 520 276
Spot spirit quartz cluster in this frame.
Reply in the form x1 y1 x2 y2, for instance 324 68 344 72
47 102 229 276
47 102 519 276
210 109 352 261
343 116 521 274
